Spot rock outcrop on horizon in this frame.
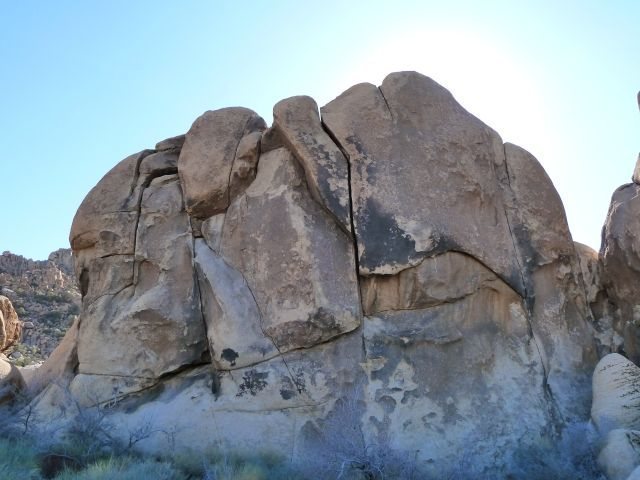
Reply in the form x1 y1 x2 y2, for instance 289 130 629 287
24 71 635 477
0 250 80 362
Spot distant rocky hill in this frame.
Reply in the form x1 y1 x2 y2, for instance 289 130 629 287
0 249 79 364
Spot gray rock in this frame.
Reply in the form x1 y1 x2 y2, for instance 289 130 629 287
155 134 185 152
601 183 640 362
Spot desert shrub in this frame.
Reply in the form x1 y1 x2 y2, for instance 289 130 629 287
54 456 186 480
0 437 41 479
173 447 305 480
298 383 420 480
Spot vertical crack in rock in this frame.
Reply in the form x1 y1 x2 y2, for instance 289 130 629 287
320 119 366 356
240 273 305 395
226 117 254 210
188 216 218 396
378 86 394 120
498 142 563 425
131 152 152 286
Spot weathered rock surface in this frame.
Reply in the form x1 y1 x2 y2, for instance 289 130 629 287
218 147 361 354
321 73 522 290
592 353 640 433
178 108 266 219
25 71 607 475
74 175 207 400
597 429 640 480
500 144 598 420
601 182 640 362
0 355 25 404
273 96 351 233
0 296 21 351
575 242 621 356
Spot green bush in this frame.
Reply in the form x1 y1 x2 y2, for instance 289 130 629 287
0 437 41 479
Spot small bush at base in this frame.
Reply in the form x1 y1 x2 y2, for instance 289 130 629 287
54 456 187 480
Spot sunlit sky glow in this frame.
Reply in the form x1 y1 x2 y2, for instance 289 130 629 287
2 1 638 259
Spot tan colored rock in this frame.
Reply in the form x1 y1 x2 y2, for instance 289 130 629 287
229 131 262 200
592 353 640 433
321 72 523 294
75 176 207 403
273 96 351 233
178 108 266 219
0 295 21 351
219 147 361 352
361 251 497 315
70 150 152 255
601 182 640 361
33 71 609 474
0 355 25 405
598 429 640 480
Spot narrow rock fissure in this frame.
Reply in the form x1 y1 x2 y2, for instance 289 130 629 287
84 282 134 308
378 86 394 120
500 145 529 304
187 216 217 393
226 117 254 210
499 143 564 425
240 271 305 395
320 119 367 360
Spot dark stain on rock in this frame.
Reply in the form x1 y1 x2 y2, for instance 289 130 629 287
378 395 397 414
280 389 295 400
358 198 417 272
211 371 221 399
221 348 239 367
236 369 269 397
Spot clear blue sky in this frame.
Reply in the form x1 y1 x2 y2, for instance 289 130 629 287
2 1 638 260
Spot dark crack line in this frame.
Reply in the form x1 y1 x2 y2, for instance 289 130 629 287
188 218 216 379
320 118 366 360
239 269 306 396
226 117 254 210
378 86 394 120
84 282 134 308
499 143 565 426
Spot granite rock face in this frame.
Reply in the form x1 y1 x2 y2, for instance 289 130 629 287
0 296 21 352
31 72 604 476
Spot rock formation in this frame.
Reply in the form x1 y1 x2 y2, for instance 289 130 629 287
0 249 80 361
28 71 607 476
0 296 21 352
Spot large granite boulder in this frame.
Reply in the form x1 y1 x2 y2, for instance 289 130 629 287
30 72 601 476
601 182 640 362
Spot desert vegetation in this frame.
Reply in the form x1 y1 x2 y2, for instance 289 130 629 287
0 383 607 480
